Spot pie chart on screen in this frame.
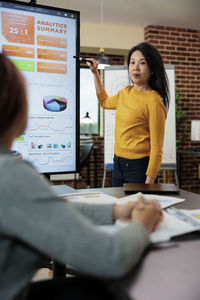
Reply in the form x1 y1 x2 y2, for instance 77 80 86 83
43 96 67 112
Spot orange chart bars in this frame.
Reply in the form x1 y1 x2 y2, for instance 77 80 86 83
37 48 67 61
37 35 67 48
37 61 67 74
2 45 34 58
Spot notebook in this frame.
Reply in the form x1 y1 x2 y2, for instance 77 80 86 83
123 183 180 195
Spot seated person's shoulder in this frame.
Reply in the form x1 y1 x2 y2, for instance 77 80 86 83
0 153 54 197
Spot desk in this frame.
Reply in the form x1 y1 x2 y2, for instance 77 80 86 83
177 150 200 188
109 240 200 300
54 187 200 299
101 187 200 300
78 187 200 300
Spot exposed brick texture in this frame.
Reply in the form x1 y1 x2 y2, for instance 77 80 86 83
145 25 200 192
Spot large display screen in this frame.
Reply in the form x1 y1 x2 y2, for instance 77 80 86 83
0 0 80 174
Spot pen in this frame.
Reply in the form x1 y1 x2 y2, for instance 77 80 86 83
73 56 93 65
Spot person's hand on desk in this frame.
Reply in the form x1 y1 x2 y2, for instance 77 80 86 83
113 201 137 222
113 194 163 232
132 195 163 233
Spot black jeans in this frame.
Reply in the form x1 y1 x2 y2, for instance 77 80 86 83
25 277 116 300
112 155 149 187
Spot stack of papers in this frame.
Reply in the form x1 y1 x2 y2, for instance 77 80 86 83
62 190 200 243
101 211 200 244
62 191 185 208
117 194 200 242
150 210 200 243
178 209 200 226
116 192 185 209
62 191 117 204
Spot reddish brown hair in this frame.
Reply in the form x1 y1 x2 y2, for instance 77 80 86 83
0 53 27 135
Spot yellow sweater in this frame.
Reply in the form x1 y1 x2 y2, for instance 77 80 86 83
97 86 167 179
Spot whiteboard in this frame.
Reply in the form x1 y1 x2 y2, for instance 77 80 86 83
104 65 176 169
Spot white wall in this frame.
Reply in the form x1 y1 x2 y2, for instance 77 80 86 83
80 22 144 51
35 0 144 52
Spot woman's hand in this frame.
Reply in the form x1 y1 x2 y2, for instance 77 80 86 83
86 58 104 94
145 176 154 184
113 194 163 231
113 202 137 222
131 194 163 233
86 58 99 74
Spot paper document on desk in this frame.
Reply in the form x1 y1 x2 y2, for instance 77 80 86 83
150 210 200 243
116 192 185 209
51 184 76 196
99 209 200 243
62 191 185 209
178 209 200 225
62 191 117 204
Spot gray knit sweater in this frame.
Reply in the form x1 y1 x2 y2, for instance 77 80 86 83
0 145 149 300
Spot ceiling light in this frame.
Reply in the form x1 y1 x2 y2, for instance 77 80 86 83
96 0 111 69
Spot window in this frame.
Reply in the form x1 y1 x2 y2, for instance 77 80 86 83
80 67 99 135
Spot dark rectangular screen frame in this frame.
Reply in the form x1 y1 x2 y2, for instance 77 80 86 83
0 0 80 176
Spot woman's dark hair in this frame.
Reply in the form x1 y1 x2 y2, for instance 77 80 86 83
127 42 169 109
0 53 26 135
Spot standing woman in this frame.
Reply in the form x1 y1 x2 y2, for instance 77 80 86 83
87 42 169 186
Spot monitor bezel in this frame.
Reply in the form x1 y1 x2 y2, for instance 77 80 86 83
0 0 80 176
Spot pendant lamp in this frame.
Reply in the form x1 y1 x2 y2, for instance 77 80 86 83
81 112 93 135
96 0 111 69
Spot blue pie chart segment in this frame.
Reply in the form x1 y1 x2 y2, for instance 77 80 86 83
43 96 67 112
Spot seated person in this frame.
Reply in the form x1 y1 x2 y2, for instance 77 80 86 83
0 53 162 300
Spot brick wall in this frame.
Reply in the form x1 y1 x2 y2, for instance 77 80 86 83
145 25 200 191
